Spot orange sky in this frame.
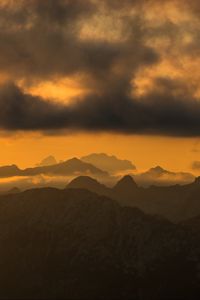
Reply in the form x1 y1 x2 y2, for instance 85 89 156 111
0 133 199 174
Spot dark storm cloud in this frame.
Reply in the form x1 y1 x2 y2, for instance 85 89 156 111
1 81 200 137
0 0 95 26
0 0 198 81
0 0 159 81
0 0 200 136
0 0 98 79
32 0 95 24
0 83 70 130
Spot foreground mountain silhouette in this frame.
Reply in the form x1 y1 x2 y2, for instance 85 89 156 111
0 187 199 299
0 158 108 178
81 153 136 173
113 175 138 193
67 175 200 221
67 176 113 197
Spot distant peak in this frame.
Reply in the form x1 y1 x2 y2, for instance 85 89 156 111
38 155 57 167
45 155 55 160
150 166 166 172
67 157 81 163
69 157 80 161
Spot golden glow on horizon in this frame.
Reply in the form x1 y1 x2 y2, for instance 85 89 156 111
0 133 199 175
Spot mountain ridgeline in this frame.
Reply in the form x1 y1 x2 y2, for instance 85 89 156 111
0 158 108 178
0 154 195 189
67 175 200 222
0 155 200 299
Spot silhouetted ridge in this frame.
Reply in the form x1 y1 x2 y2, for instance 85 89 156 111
26 157 108 176
68 176 101 188
64 174 200 222
114 175 137 191
67 157 82 163
111 175 139 207
67 176 113 198
0 158 108 178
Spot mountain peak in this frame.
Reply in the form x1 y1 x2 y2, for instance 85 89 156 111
67 176 110 196
38 155 57 167
149 166 166 173
114 175 137 191
67 157 80 163
68 176 100 188
121 175 136 183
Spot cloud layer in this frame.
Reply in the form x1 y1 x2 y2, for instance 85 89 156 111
1 0 200 136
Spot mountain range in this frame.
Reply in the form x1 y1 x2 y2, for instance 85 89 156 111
0 154 196 189
0 187 199 299
67 175 200 222
0 158 108 178
134 166 195 187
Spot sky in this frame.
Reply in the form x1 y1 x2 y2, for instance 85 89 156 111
1 0 200 173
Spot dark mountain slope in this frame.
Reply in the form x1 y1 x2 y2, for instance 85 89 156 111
0 188 198 299
66 175 200 222
112 175 140 206
67 176 113 198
